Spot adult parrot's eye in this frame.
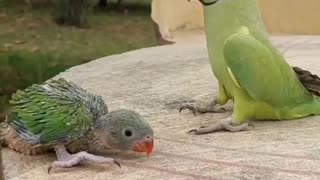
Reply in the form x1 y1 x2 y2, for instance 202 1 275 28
124 129 133 137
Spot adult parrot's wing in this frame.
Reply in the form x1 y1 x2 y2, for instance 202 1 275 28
9 79 95 145
223 32 312 107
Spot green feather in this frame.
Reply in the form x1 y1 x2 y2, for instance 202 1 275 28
9 78 106 145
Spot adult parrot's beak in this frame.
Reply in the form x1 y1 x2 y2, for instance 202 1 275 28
132 136 154 156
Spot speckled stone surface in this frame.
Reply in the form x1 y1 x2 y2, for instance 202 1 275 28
3 32 320 180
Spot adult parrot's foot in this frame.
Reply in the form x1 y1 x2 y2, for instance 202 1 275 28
48 145 121 173
189 116 253 135
179 100 225 116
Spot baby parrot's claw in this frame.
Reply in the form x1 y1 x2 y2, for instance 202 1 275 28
113 160 121 168
47 157 121 174
47 165 52 174
48 145 122 174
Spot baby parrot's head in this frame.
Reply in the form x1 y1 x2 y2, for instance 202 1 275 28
96 109 154 156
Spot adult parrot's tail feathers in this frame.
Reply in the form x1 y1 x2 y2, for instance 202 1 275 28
293 67 320 96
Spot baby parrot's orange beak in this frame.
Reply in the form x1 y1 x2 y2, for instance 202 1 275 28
132 135 154 156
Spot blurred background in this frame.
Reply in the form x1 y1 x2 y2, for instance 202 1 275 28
0 0 157 122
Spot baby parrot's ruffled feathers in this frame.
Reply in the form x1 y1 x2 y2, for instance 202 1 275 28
9 78 106 145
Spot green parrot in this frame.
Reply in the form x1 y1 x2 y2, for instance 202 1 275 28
6 78 154 173
180 0 320 134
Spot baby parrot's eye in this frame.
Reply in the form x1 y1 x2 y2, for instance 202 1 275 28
124 129 133 137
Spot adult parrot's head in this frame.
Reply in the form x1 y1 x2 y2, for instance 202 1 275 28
96 109 154 156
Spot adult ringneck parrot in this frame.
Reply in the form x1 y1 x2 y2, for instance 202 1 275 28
180 0 320 134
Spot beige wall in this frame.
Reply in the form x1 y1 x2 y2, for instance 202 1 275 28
151 0 203 40
151 0 320 40
259 0 320 34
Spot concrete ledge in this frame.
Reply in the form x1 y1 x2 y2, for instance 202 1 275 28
4 32 320 179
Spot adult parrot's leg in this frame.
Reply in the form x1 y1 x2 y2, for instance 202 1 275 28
48 144 120 173
188 94 255 134
188 115 252 135
179 83 230 115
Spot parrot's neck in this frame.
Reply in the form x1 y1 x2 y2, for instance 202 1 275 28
85 94 108 123
66 129 113 153
202 0 269 69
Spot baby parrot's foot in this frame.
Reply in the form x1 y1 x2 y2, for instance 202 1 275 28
189 116 253 135
48 145 121 173
179 100 225 116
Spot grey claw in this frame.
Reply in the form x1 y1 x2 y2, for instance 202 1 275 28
179 107 184 113
113 160 121 168
179 104 198 115
192 109 197 116
248 122 254 129
188 129 198 134
47 165 53 174
189 124 208 134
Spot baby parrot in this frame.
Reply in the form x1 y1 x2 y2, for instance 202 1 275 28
6 78 154 173
180 0 320 134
